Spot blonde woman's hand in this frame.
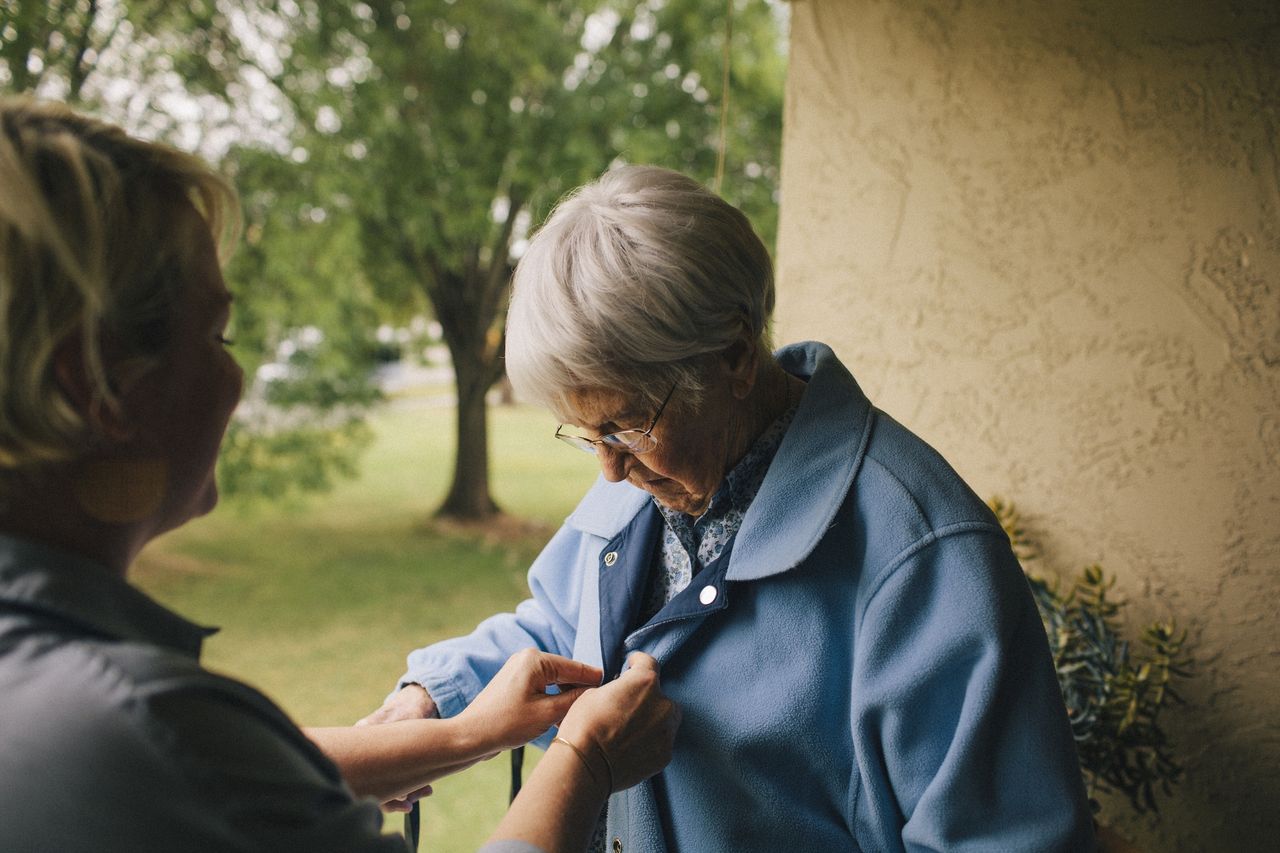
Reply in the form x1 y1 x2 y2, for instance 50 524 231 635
554 652 680 794
455 648 604 754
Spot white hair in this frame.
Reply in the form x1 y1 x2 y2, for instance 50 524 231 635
505 165 774 418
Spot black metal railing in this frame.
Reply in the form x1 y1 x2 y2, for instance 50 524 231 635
404 746 524 852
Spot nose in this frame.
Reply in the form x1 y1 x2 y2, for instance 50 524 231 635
597 445 633 482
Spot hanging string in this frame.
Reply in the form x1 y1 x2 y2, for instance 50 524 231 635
713 0 734 193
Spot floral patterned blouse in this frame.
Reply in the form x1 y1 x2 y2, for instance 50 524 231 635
641 402 799 622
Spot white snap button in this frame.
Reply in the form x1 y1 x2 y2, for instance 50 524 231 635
699 585 717 605
603 551 618 567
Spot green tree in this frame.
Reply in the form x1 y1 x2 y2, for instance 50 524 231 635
4 0 787 518
1 0 105 98
215 144 384 502
2 0 389 503
263 0 786 518
1 1 267 142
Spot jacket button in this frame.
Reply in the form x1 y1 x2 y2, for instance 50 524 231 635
603 551 618 567
699 585 718 605
612 839 623 853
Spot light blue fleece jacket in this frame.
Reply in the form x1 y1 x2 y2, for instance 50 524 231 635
402 341 1095 852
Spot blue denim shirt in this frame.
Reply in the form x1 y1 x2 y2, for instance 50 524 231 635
403 341 1095 853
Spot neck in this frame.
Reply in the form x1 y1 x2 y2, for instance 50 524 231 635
0 468 148 577
724 358 800 473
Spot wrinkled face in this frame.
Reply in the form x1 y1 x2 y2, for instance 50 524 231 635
564 382 745 516
121 209 243 533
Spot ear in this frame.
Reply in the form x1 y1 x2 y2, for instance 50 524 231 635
52 331 134 443
719 332 761 401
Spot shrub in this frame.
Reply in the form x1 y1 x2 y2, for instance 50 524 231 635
988 498 1194 815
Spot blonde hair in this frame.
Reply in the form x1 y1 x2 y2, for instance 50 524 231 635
505 165 774 419
0 98 238 470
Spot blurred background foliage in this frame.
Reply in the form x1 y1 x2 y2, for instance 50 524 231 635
1 0 787 513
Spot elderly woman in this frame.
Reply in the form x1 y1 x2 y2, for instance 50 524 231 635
0 99 678 853
367 166 1096 852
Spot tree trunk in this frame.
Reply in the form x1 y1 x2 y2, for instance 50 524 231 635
409 219 516 521
437 349 500 519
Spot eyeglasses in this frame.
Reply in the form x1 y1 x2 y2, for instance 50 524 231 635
555 384 677 455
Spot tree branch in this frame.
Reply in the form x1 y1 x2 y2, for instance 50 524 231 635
67 0 99 101
484 190 523 301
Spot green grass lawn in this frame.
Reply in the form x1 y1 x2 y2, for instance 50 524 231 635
133 400 598 852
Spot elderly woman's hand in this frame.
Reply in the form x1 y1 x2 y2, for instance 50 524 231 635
353 686 440 812
554 652 681 794
356 683 439 727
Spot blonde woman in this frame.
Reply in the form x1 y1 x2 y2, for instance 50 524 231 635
0 99 678 853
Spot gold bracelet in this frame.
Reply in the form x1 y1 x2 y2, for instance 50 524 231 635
551 736 610 795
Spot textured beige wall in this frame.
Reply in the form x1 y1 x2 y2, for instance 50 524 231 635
775 1 1279 849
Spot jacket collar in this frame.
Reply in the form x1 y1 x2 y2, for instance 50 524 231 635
565 341 874 582
0 532 217 658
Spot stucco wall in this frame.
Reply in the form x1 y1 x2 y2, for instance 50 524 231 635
775 1 1279 849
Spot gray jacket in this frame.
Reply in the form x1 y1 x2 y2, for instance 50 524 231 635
0 532 405 852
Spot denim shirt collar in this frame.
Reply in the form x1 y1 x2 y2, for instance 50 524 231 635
0 532 217 658
566 341 874 582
